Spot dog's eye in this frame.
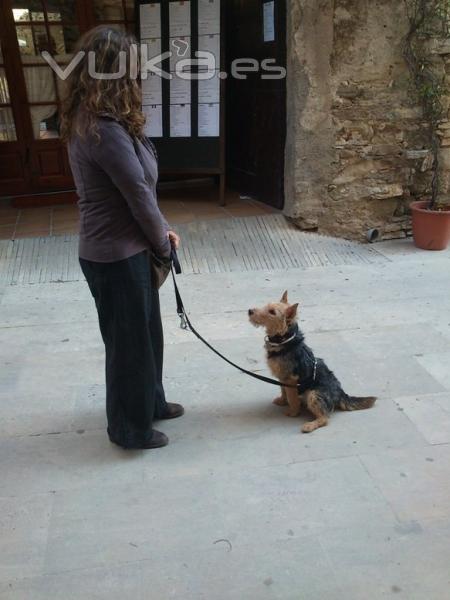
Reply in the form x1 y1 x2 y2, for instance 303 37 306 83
269 309 276 316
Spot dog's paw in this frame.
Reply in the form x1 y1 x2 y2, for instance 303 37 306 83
301 422 317 433
284 408 300 417
273 396 288 406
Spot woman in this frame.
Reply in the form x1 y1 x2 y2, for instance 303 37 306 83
61 26 183 450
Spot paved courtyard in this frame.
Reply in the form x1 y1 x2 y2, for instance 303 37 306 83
1 226 450 599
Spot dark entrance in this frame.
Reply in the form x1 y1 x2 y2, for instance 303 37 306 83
225 0 287 210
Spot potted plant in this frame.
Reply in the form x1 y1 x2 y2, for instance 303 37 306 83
405 0 450 250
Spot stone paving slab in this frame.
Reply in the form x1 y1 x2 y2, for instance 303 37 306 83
317 518 450 600
415 352 450 391
0 535 341 600
360 444 450 522
0 494 53 584
396 392 450 445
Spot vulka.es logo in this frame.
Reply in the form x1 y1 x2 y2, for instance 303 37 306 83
42 46 286 81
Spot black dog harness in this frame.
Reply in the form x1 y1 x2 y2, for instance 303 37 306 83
170 252 317 392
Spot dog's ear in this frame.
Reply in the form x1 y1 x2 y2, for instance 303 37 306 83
285 303 299 321
280 290 288 304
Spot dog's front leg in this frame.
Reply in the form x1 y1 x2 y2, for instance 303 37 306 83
273 387 288 406
284 383 301 417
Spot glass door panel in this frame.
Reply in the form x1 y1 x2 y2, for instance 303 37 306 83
12 1 79 140
0 107 17 142
42 0 77 22
0 31 17 142
23 65 57 102
30 105 59 138
16 24 51 56
0 68 11 103
47 23 80 56
12 0 76 22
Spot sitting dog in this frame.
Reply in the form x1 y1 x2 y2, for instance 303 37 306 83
248 291 376 433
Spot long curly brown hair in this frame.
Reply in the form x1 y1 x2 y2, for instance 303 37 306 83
60 26 145 142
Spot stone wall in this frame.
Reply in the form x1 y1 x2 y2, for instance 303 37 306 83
430 38 450 205
284 0 434 242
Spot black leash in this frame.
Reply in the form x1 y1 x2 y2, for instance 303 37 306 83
170 250 315 391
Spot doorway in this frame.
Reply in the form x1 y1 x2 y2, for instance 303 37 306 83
225 0 287 210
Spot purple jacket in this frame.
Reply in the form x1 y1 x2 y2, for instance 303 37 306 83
68 115 171 262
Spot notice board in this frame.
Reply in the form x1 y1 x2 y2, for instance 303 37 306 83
137 0 225 201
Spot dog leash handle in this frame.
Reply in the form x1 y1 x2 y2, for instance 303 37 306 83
170 250 188 329
171 248 182 275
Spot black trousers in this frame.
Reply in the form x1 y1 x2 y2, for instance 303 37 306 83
79 250 168 448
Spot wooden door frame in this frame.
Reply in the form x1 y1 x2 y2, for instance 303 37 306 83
0 0 101 199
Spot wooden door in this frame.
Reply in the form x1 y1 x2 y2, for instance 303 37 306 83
0 0 86 196
225 0 286 209
0 0 136 199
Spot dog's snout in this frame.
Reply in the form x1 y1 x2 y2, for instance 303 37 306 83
248 309 254 316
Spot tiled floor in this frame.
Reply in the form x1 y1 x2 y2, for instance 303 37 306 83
0 187 276 240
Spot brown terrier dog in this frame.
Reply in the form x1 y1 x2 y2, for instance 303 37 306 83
248 291 376 433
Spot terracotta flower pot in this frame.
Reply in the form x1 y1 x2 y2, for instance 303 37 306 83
410 200 450 251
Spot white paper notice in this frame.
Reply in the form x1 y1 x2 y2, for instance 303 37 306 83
142 72 162 105
143 105 163 138
198 0 220 35
169 1 191 38
198 103 219 137
198 70 220 103
170 104 191 137
141 37 161 62
198 33 220 66
169 37 191 73
263 1 275 42
171 76 191 105
140 4 161 39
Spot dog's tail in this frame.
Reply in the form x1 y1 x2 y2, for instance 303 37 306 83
339 393 377 411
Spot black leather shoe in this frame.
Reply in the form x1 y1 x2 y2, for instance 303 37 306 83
108 429 168 449
158 403 185 420
141 430 169 448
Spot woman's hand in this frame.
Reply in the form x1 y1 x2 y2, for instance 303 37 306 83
168 230 181 250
